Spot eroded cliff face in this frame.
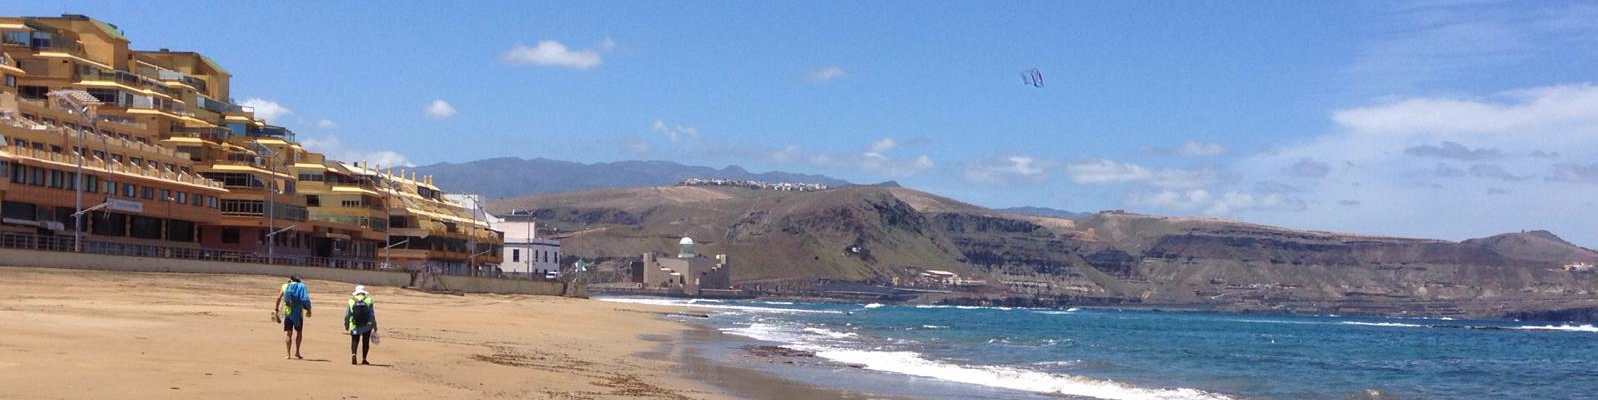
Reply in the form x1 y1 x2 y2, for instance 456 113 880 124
926 211 1598 319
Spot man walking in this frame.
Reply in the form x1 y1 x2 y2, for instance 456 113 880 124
345 285 377 365
274 276 312 360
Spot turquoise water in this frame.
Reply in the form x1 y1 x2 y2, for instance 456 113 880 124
602 298 1598 400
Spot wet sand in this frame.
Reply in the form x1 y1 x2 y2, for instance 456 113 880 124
0 266 732 400
642 325 924 400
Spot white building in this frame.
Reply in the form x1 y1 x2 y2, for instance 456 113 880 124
490 212 561 277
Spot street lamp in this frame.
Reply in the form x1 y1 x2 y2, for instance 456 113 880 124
252 141 279 261
48 90 103 253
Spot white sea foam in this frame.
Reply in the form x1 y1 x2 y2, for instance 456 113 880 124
803 327 859 339
810 348 1233 400
1340 322 1428 328
914 304 1016 311
864 303 885 309
594 297 840 314
724 322 1231 400
922 325 949 329
1512 324 1598 333
1226 319 1329 325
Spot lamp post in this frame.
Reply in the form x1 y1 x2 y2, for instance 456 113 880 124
48 90 103 253
253 141 278 261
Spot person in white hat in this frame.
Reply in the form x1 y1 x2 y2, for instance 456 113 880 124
344 285 377 365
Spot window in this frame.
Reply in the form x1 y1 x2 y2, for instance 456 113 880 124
221 227 240 244
10 165 24 184
18 85 47 99
122 183 136 198
167 220 195 242
86 88 118 104
1 31 27 46
92 212 126 237
159 189 171 202
208 197 218 208
305 195 319 207
141 187 154 200
512 249 520 262
3 75 14 88
64 172 75 191
30 167 44 186
29 31 51 49
1 201 35 220
130 216 162 240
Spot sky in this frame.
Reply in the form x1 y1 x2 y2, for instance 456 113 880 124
15 1 1598 246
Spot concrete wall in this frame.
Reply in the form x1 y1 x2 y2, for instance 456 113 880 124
0 248 584 297
0 248 411 287
425 274 571 296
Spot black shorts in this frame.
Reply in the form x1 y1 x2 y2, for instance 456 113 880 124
283 316 303 332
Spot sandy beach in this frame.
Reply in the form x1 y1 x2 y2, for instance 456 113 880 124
0 266 732 400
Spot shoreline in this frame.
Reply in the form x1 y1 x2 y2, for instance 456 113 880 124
642 323 923 400
0 266 728 400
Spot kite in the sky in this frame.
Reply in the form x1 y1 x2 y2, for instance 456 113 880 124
1020 68 1043 87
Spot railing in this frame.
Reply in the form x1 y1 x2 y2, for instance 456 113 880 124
0 230 386 270
171 126 230 142
97 115 147 131
308 212 388 232
4 145 225 189
194 96 241 114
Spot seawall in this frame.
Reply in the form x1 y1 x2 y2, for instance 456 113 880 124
0 248 579 297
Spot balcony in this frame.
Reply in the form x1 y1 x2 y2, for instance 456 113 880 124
77 67 177 97
3 145 225 190
194 96 242 114
171 126 230 142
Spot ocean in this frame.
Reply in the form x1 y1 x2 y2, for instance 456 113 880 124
601 297 1598 400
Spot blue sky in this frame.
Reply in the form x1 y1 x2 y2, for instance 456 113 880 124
16 1 1598 245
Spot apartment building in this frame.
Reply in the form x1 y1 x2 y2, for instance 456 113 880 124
0 14 500 271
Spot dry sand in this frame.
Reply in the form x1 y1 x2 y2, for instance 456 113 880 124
0 266 731 400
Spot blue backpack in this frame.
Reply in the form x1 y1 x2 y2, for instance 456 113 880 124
284 282 309 308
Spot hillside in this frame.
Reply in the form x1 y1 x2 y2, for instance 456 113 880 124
411 158 851 199
490 186 973 285
490 185 1598 320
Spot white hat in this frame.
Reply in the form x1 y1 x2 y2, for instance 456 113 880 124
353 285 368 296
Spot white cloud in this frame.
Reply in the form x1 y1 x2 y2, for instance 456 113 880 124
804 66 848 84
425 99 457 119
314 119 337 129
1132 189 1307 216
776 137 933 178
500 40 605 70
1064 159 1218 189
965 155 1053 186
299 136 413 168
1142 141 1229 156
650 119 701 144
1231 82 1598 245
240 98 292 122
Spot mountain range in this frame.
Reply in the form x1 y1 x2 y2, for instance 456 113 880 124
486 183 1598 321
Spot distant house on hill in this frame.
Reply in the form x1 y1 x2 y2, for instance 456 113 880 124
678 178 829 192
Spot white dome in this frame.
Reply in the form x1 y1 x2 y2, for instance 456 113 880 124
679 237 695 245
